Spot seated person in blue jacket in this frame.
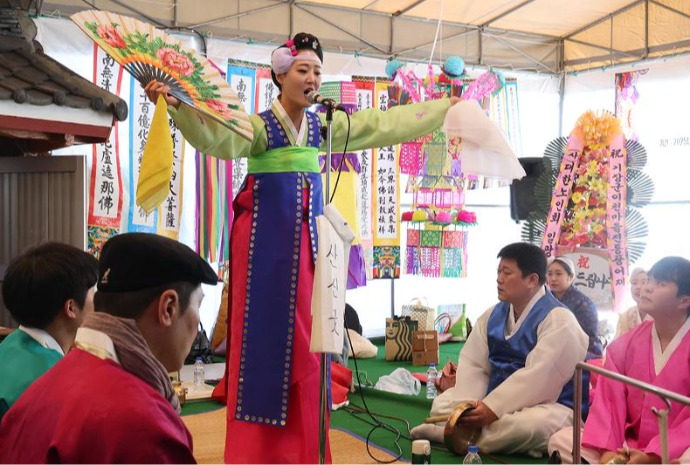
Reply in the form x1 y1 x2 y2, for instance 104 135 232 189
0 242 97 421
411 242 588 457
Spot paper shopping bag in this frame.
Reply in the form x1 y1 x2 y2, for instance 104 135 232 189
385 316 418 361
401 298 436 331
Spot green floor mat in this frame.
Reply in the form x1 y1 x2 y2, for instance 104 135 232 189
331 338 548 464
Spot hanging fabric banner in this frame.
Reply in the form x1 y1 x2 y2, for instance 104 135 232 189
195 151 207 259
504 81 522 156
127 75 157 233
606 134 628 312
310 204 355 354
227 64 257 197
88 44 124 256
353 78 375 280
255 67 278 113
157 119 184 240
195 151 227 264
541 136 583 258
227 65 256 115
372 80 401 278
218 158 233 280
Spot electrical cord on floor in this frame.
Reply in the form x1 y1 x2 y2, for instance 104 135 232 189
342 324 410 463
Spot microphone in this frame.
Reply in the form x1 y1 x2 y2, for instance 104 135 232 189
306 91 347 111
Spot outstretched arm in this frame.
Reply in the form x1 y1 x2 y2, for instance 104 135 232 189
326 97 460 153
143 80 256 159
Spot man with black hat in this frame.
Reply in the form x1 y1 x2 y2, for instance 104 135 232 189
0 233 218 464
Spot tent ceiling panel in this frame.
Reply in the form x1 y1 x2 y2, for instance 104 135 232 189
566 5 646 57
611 5 647 52
491 0 639 36
36 0 690 74
649 1 690 47
292 4 393 55
174 0 285 29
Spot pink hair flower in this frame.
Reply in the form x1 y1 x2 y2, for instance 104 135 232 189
285 39 297 56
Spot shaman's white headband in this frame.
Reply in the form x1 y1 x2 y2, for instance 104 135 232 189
271 47 322 75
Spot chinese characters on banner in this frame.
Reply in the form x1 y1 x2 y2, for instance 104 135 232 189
157 119 184 240
541 139 584 258
127 76 157 233
503 81 522 157
353 79 375 280
372 81 401 278
228 65 259 196
227 65 256 115
88 44 124 256
255 67 277 113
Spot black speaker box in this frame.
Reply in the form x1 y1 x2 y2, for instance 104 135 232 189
510 157 545 222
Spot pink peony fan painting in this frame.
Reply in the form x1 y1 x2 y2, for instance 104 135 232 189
71 10 253 141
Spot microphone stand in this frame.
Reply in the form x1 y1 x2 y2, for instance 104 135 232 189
318 105 333 465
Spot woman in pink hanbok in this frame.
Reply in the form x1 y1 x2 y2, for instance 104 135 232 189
548 256 690 464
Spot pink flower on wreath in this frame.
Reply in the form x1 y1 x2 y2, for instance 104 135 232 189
285 39 298 56
206 99 233 119
157 48 195 77
97 24 126 49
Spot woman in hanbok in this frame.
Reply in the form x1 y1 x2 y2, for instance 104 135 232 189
145 32 461 463
547 256 603 358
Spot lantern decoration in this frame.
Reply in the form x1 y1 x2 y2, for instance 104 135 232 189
386 58 504 277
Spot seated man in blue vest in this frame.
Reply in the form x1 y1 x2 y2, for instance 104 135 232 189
0 242 98 422
411 242 589 456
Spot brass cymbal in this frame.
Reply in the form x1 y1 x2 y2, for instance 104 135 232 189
443 401 482 456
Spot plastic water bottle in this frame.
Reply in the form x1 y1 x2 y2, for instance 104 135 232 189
426 363 438 399
193 357 205 388
463 445 482 464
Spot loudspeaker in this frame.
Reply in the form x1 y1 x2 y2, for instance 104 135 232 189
510 157 545 222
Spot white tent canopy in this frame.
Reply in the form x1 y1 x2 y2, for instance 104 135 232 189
36 0 690 73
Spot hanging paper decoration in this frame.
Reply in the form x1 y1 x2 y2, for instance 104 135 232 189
523 110 654 312
392 61 500 278
87 44 124 257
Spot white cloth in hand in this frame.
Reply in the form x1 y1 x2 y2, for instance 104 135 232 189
444 100 526 181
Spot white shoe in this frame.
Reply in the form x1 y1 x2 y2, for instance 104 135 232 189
410 423 444 444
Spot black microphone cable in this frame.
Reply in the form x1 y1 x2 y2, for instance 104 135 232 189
328 110 351 204
341 323 411 464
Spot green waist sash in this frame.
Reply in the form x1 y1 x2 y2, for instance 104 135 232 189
248 146 320 173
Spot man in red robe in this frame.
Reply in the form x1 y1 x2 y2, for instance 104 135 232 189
0 233 218 463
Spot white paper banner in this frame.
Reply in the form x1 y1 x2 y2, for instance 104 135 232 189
310 205 355 354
